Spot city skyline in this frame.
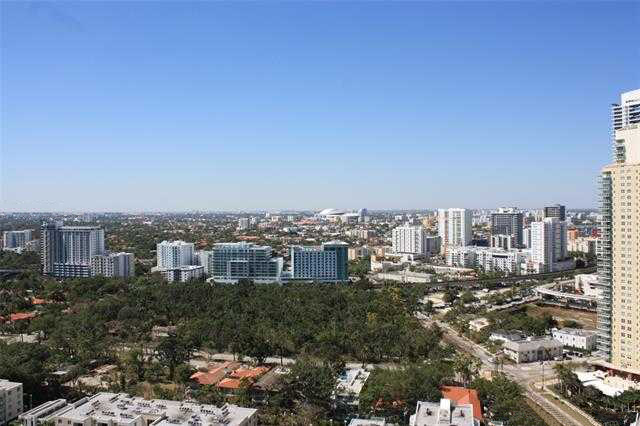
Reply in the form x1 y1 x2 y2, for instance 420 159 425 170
2 2 639 211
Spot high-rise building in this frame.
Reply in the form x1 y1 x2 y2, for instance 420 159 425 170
490 208 524 247
156 240 195 269
2 229 34 251
597 88 640 371
530 217 568 273
41 222 105 277
91 252 135 278
438 208 472 253
543 204 566 221
290 241 349 282
194 250 213 275
522 227 532 248
237 218 250 231
392 225 439 257
209 242 283 283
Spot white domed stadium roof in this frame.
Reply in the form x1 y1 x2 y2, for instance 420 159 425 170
318 208 345 216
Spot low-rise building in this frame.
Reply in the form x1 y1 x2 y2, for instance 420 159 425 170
488 330 524 344
152 265 204 283
42 392 257 426
409 398 479 426
0 379 23 425
503 337 563 363
335 368 370 406
19 399 68 426
551 328 597 351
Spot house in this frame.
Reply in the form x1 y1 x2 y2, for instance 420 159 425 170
0 379 23 425
335 368 371 406
441 386 482 423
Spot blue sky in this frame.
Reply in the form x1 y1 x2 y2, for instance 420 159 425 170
1 1 639 212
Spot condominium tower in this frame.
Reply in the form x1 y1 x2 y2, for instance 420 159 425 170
597 88 640 372
209 242 283 283
530 217 568 273
91 252 135 278
156 240 195 268
543 204 566 221
2 230 33 250
392 225 440 257
41 222 105 277
438 208 472 253
491 208 524 248
290 241 349 282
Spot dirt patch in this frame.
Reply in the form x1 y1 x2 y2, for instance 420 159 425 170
524 304 597 330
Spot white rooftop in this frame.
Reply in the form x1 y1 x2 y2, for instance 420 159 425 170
336 368 370 396
410 399 476 426
53 393 257 426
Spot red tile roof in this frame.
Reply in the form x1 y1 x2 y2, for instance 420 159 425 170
442 386 483 420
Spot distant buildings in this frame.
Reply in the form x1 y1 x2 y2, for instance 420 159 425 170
20 393 257 426
210 242 283 283
0 379 23 425
438 208 472 254
290 241 349 282
91 252 135 278
544 204 566 221
2 230 34 253
41 222 105 278
391 225 440 258
530 217 571 273
447 246 530 275
490 208 523 248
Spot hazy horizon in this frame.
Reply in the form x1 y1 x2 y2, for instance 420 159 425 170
2 1 639 211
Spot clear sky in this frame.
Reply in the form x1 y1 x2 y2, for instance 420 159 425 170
1 1 639 212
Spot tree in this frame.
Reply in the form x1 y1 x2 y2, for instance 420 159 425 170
282 357 338 413
443 287 459 305
452 353 480 387
156 333 194 380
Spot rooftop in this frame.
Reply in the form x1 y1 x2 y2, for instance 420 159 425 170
410 398 475 426
441 386 482 421
53 392 257 426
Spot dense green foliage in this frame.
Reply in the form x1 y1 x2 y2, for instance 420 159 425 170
358 363 453 421
472 373 547 426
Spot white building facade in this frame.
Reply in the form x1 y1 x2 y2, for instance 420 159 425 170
91 252 135 278
156 240 195 269
41 222 105 278
438 208 472 254
531 217 569 273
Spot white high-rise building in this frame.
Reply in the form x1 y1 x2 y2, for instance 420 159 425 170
530 217 568 273
156 240 195 269
392 225 439 257
194 250 213 275
91 252 135 278
237 218 250 231
41 222 105 277
438 208 472 253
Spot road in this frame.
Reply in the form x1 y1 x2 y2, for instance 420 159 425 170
421 317 602 426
